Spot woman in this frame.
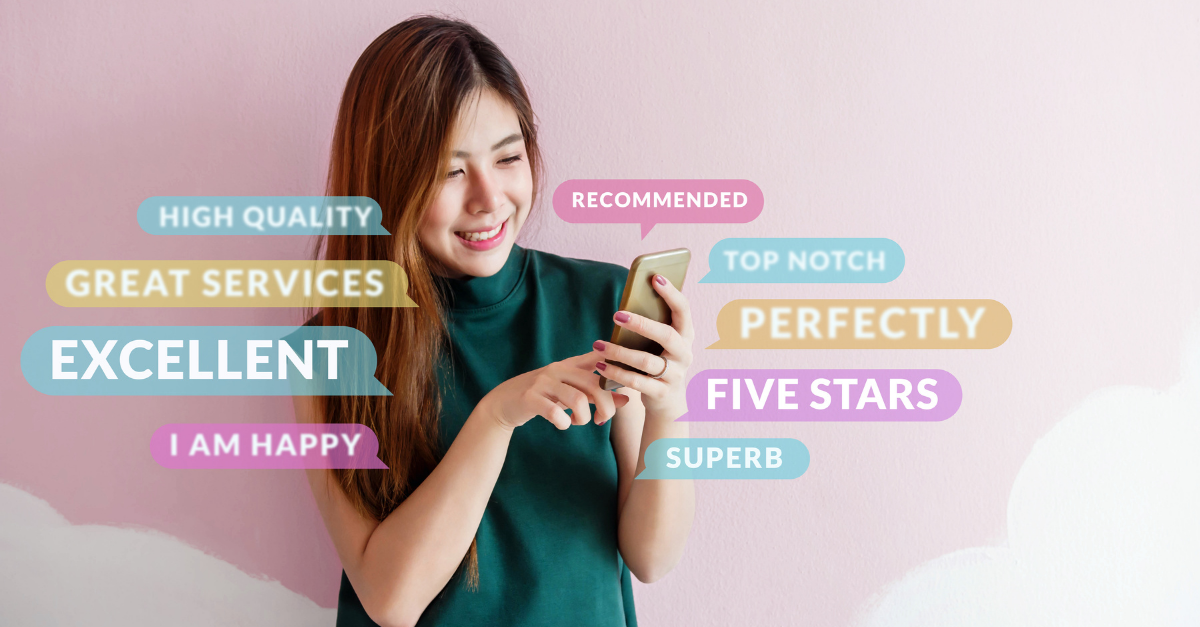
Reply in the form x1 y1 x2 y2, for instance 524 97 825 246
293 16 695 627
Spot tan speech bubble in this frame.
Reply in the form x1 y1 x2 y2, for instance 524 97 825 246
710 299 1011 349
46 260 417 308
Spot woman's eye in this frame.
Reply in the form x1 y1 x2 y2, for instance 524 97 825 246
498 155 522 165
446 169 464 179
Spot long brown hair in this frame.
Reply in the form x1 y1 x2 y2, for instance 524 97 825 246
313 16 542 587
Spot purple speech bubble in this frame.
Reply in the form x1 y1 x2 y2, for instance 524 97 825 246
552 179 764 238
150 423 388 469
678 369 962 422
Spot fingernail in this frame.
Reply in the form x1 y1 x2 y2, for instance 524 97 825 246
655 274 667 286
593 340 606 352
614 311 631 323
595 362 607 371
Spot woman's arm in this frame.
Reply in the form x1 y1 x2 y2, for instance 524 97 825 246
295 351 621 627
600 275 697 583
610 389 695 583
295 395 512 627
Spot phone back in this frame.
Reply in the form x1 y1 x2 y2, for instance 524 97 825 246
608 248 690 372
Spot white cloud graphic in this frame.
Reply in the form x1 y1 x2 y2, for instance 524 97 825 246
856 321 1200 626
0 484 336 626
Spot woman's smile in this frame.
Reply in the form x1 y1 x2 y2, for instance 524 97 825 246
417 87 533 278
454 216 509 250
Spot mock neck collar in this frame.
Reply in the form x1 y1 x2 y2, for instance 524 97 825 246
438 245 527 311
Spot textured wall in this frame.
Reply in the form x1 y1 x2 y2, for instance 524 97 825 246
2 0 1198 624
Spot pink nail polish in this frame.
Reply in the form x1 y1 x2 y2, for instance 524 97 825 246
593 340 606 351
595 362 607 371
614 311 631 323
655 274 667 286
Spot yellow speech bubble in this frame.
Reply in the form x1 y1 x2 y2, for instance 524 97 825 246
46 260 417 308
709 299 1011 349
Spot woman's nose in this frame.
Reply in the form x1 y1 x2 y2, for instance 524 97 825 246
466 169 504 215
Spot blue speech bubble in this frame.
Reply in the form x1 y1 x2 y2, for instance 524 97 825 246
700 238 904 283
138 197 391 235
21 326 390 396
636 438 810 479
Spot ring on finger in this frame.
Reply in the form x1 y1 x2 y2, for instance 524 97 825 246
648 356 669 379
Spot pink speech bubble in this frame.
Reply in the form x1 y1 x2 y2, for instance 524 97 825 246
552 179 764 237
678 369 962 421
150 423 387 469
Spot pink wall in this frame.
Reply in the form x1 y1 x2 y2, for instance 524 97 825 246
2 0 1198 624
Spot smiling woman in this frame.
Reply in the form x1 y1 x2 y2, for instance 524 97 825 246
418 92 531 266
294 15 695 627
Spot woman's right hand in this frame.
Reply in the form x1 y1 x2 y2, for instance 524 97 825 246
477 351 628 431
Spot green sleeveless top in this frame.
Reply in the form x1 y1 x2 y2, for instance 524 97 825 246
335 245 637 627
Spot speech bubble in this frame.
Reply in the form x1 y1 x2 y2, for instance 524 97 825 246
552 179 764 238
21 326 391 396
150 423 388 469
677 369 961 421
138 197 391 235
636 438 809 479
709 299 1012 349
700 238 904 283
45 260 417 308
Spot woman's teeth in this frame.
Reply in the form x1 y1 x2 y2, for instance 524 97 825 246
457 222 503 242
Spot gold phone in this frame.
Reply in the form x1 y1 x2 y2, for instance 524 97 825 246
599 248 691 391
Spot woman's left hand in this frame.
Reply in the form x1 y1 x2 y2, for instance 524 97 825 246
593 273 694 420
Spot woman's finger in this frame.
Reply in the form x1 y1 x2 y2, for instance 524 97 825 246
598 392 630 425
561 350 605 370
595 360 669 398
546 381 592 426
592 340 671 382
612 310 688 358
558 367 618 423
611 392 629 409
650 273 693 339
531 394 572 430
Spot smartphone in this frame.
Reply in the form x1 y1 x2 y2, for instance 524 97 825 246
599 248 691 391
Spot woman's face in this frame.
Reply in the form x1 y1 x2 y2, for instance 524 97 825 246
418 88 533 279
